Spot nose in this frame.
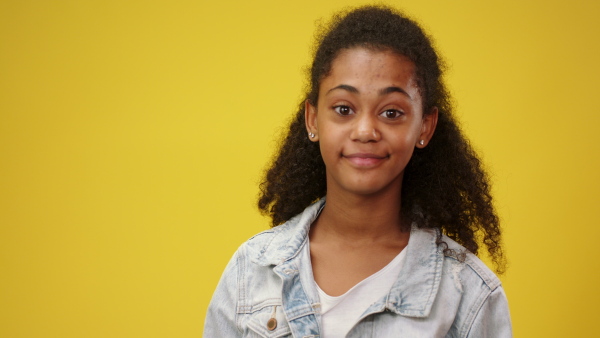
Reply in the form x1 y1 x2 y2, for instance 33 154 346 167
351 113 381 143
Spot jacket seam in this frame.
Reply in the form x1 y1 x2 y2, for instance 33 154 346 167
461 282 492 337
235 248 244 333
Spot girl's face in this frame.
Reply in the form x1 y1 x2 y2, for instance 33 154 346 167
306 48 437 197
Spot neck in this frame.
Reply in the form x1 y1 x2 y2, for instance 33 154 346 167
313 184 407 246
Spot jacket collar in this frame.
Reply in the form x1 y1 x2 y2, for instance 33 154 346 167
379 227 443 318
248 198 443 318
247 198 325 266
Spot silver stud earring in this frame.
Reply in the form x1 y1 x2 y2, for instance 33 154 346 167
419 140 425 145
308 132 315 138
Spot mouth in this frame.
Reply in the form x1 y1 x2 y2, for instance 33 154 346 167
343 153 388 167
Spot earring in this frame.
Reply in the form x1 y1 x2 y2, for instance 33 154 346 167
419 140 425 145
308 132 315 138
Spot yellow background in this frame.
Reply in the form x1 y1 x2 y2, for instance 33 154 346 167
1 0 599 336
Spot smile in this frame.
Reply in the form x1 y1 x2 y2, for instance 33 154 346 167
343 153 388 167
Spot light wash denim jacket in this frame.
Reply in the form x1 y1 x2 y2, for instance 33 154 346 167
204 199 511 337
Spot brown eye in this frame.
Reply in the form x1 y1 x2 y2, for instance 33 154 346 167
380 109 403 119
334 105 354 116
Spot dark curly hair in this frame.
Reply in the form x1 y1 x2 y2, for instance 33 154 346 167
258 5 505 273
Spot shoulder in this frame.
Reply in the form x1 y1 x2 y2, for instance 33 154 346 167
239 199 324 266
440 234 501 291
405 227 500 292
437 235 512 337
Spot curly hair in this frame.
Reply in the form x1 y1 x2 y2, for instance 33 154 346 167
258 5 505 273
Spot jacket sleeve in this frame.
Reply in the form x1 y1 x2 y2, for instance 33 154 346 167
203 249 241 337
466 286 512 338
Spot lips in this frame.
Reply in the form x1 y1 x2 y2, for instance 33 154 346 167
343 153 388 167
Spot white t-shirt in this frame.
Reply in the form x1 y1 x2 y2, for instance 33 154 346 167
313 246 407 338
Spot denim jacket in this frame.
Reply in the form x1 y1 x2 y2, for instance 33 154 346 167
204 199 512 337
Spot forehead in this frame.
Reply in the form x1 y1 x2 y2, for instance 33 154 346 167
323 48 418 89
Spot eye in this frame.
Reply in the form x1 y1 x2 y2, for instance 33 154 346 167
333 105 354 116
380 109 403 119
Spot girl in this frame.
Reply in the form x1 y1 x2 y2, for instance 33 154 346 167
205 5 511 337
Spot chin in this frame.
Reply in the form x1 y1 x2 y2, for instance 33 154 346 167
340 179 400 196
326 170 404 197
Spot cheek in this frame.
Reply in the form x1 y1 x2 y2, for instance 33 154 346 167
316 122 342 151
400 134 418 148
388 129 419 160
318 135 339 164
393 122 422 144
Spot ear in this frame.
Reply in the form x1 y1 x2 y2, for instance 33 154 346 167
305 100 319 142
416 106 438 148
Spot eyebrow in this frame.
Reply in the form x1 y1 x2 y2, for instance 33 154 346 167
379 86 411 99
327 84 359 94
326 84 412 99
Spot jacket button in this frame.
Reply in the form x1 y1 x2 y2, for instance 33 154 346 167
267 318 277 331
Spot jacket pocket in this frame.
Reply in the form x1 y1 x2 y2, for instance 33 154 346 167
246 303 292 338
